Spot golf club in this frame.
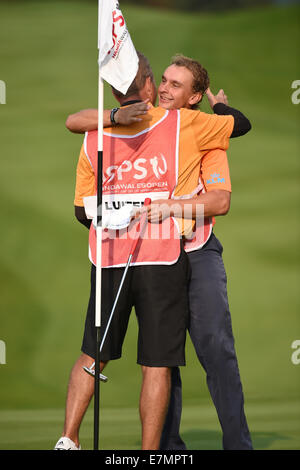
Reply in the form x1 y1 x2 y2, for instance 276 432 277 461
83 167 141 384
83 197 151 380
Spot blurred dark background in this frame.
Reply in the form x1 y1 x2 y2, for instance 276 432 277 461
2 0 299 10
121 0 299 12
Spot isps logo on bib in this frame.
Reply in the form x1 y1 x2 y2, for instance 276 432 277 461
103 153 169 194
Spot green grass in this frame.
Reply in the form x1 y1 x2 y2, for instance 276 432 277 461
0 0 299 450
0 399 299 450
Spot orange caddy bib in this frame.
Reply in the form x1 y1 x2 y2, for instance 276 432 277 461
85 110 182 268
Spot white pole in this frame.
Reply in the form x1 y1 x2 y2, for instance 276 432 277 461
93 0 105 451
95 74 104 328
93 70 104 451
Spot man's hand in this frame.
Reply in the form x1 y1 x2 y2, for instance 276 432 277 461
146 200 172 223
132 200 172 224
206 87 229 109
115 100 150 125
66 100 151 134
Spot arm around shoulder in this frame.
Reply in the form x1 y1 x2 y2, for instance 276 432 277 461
65 109 98 133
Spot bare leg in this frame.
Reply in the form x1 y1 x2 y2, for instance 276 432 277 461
139 366 171 450
62 353 107 447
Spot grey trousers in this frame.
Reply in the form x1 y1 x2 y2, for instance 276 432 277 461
160 233 253 450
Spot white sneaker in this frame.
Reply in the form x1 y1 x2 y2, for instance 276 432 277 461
54 437 81 450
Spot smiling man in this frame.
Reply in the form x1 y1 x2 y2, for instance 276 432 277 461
158 56 208 110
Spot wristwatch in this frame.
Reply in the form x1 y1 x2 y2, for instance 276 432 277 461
110 107 119 125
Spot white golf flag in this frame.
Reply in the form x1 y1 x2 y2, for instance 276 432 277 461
98 0 139 95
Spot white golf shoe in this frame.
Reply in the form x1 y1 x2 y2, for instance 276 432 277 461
54 436 81 450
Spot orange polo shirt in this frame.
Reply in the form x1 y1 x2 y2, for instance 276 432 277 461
74 105 232 233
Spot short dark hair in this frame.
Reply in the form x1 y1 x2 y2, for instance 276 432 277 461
171 54 210 109
112 51 154 99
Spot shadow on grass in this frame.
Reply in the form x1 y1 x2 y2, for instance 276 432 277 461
181 429 290 450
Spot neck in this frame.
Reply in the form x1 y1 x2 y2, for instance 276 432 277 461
120 99 142 107
118 94 143 106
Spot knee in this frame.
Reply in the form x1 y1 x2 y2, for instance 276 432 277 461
80 352 93 364
78 353 108 371
141 366 171 382
200 332 236 365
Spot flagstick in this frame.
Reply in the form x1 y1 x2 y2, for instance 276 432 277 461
94 74 104 451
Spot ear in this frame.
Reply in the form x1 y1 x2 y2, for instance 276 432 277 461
145 76 153 96
188 92 202 107
145 76 157 105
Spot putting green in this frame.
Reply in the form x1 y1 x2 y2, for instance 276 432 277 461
0 399 299 450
